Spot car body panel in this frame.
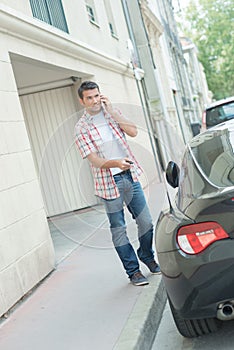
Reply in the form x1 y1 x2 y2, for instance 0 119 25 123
155 120 234 322
161 240 234 319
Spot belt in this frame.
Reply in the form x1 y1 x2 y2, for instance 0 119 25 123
113 169 131 177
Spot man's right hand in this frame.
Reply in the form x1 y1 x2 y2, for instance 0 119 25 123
87 153 134 170
116 158 133 171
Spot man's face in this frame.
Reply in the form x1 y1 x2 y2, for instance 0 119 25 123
79 88 102 115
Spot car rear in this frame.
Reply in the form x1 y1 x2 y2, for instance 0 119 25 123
170 206 234 320
157 193 234 319
156 121 234 335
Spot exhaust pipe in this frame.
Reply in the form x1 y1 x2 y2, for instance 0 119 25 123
217 302 234 321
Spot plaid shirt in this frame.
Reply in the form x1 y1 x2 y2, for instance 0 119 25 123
74 108 143 199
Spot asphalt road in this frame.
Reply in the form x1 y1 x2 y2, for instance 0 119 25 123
152 301 234 350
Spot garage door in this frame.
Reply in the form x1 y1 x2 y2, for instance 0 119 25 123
20 86 98 216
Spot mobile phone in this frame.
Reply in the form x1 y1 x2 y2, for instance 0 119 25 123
126 160 133 164
100 94 106 105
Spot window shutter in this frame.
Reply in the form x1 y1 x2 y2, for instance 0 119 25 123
46 0 68 32
29 0 68 33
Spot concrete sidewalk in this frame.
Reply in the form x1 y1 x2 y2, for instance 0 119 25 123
0 179 167 350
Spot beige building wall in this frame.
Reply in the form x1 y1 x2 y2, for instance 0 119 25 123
0 42 55 316
0 1 159 315
140 1 186 164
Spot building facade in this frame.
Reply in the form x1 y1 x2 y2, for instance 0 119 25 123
0 0 160 316
0 0 209 316
140 0 190 162
180 36 212 116
122 0 197 170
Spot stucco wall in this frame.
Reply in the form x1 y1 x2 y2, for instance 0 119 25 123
0 38 55 316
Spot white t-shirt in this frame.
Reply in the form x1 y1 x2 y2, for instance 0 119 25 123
93 111 126 175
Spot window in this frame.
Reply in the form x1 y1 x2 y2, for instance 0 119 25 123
206 101 234 128
104 0 118 38
29 0 69 33
109 22 115 36
86 4 95 22
86 1 99 25
190 128 234 187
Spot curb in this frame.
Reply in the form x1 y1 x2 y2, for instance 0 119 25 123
114 276 167 350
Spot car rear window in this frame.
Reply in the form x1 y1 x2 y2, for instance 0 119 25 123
206 101 234 127
190 124 234 187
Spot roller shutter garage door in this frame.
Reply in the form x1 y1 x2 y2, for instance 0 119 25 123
20 85 98 217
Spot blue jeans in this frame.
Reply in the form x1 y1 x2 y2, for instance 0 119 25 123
102 170 154 278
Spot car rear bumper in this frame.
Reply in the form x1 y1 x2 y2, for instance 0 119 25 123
160 240 234 320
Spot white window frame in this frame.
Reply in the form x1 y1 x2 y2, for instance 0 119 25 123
103 0 118 39
86 1 99 27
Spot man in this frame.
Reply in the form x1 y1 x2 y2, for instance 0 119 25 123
74 81 160 286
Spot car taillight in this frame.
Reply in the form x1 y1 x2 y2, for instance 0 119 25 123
177 222 229 255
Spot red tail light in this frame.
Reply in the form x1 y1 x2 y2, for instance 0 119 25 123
177 222 229 255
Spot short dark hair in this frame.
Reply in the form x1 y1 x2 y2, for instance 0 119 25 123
78 81 100 99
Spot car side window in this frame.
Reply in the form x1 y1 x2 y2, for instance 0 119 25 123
206 101 234 127
190 128 234 187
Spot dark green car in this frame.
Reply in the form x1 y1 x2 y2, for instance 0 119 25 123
156 120 234 338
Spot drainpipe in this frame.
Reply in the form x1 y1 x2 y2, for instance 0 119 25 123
122 0 164 179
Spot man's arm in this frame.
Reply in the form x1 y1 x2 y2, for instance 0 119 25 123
87 152 133 171
100 95 137 137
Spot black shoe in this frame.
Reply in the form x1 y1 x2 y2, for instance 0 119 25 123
145 260 161 275
130 271 149 286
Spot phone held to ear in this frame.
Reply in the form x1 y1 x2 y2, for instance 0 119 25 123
100 94 106 105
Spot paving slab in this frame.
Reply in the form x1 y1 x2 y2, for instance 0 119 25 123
0 179 167 350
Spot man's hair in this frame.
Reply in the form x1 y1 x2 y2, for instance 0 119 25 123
78 81 100 99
